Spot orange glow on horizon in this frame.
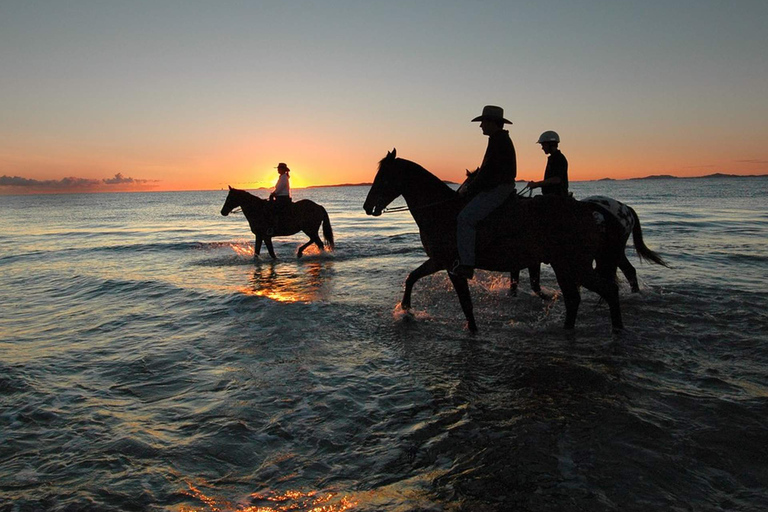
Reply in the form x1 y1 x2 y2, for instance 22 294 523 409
2 145 766 196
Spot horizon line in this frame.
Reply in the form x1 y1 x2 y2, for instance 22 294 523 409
1 172 766 196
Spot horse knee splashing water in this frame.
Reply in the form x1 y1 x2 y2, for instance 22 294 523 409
221 186 334 259
363 149 625 333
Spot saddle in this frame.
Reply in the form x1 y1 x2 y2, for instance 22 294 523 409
269 197 293 232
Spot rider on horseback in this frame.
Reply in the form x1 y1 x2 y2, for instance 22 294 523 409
528 130 569 197
268 162 292 235
452 105 517 279
513 130 570 295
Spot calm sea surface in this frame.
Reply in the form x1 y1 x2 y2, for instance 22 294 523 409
1 177 767 511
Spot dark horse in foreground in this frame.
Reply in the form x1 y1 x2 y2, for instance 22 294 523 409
221 186 334 258
363 149 626 333
510 195 668 295
457 171 668 295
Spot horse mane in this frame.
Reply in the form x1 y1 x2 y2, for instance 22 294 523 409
230 187 265 203
379 156 456 199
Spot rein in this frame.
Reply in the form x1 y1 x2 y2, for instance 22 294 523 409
382 198 454 214
382 185 533 213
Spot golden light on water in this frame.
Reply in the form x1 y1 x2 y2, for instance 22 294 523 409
234 254 332 304
229 243 255 258
179 484 358 512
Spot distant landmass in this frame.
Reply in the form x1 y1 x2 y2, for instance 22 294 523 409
631 173 767 180
596 173 767 182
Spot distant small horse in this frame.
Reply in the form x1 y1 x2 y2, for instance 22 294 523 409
510 196 668 295
221 186 334 258
364 149 627 332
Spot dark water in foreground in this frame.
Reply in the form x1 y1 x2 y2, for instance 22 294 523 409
1 178 767 511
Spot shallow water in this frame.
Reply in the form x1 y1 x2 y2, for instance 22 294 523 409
1 177 767 511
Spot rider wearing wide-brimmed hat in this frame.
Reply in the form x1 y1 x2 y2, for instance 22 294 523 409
452 105 517 279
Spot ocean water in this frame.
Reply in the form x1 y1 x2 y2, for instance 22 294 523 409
1 177 767 511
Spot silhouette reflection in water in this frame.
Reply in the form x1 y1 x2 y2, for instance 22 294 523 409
238 260 333 303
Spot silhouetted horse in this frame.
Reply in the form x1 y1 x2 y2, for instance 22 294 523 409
510 196 668 295
221 186 334 258
363 149 626 332
458 170 667 296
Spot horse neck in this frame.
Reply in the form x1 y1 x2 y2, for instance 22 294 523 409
237 192 265 222
397 160 456 212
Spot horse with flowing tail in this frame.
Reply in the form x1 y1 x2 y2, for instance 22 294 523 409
221 186 334 258
510 196 669 294
363 149 626 333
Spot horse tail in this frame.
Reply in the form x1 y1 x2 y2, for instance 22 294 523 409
629 206 669 267
322 207 335 250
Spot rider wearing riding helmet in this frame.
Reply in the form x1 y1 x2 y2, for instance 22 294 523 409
528 130 568 197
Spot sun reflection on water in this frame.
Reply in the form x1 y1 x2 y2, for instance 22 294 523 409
180 484 357 512
238 260 332 303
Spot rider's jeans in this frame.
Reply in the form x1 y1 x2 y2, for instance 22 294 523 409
456 183 515 267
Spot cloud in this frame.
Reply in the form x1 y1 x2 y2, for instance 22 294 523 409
102 172 151 185
1 173 157 190
0 175 101 188
736 159 768 165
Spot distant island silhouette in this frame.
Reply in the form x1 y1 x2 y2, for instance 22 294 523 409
597 172 767 182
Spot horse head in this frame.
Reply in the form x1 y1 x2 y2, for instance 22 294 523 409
457 168 479 197
221 186 265 216
220 186 240 216
364 149 404 216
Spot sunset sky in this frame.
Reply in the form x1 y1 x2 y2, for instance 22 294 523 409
2 0 767 194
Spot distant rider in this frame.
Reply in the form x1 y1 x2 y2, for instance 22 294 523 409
452 105 517 279
268 162 292 235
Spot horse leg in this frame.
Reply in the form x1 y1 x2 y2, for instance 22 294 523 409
402 259 441 310
618 253 639 292
297 239 313 258
254 234 263 257
297 228 324 258
554 269 582 329
264 237 277 259
510 269 520 296
581 270 624 331
448 272 478 333
312 232 324 252
529 264 542 294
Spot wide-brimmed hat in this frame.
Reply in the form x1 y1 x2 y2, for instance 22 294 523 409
275 163 289 171
471 105 512 124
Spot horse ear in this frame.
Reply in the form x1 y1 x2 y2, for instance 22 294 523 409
391 148 397 159
228 185 233 190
